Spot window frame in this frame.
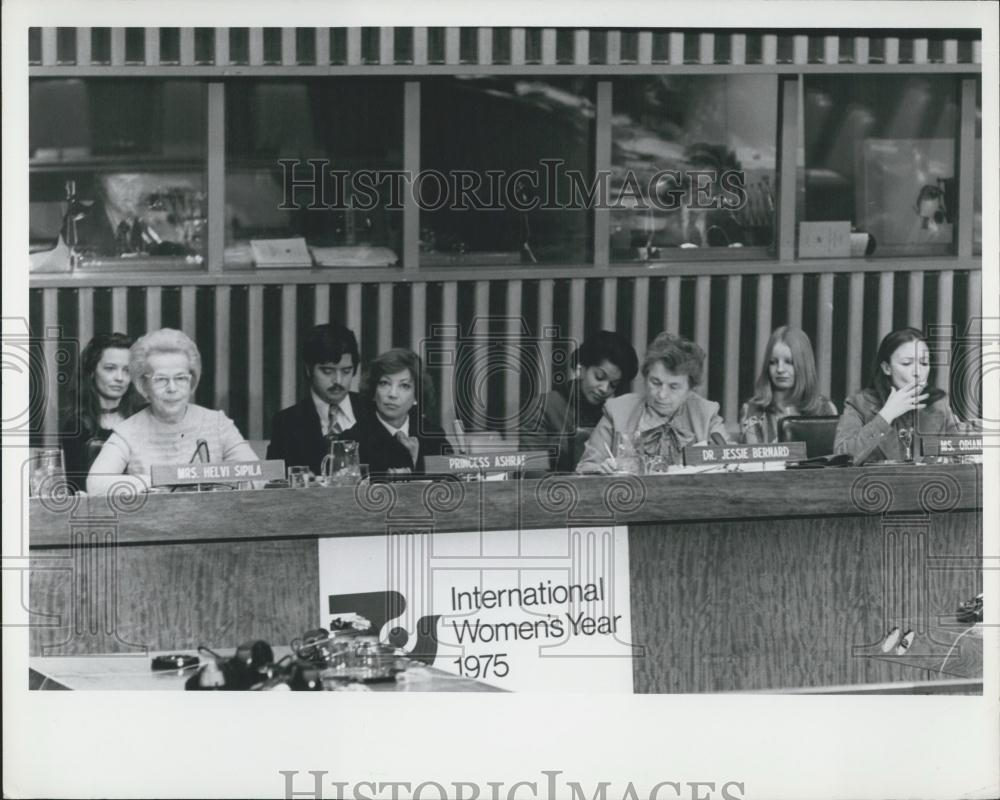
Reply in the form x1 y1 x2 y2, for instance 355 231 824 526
27 57 982 277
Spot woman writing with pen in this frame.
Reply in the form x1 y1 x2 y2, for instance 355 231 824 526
575 332 729 474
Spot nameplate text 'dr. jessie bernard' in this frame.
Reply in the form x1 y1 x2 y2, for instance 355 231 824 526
683 442 807 467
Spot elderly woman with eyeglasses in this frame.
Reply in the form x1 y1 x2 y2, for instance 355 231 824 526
87 328 258 494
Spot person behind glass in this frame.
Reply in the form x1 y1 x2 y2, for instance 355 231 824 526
60 333 146 492
524 330 639 472
835 327 965 465
576 332 729 473
87 328 258 494
739 326 837 443
358 348 452 475
267 322 374 475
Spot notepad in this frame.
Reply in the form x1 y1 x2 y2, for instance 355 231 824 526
250 238 313 268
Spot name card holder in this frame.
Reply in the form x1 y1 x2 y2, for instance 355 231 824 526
921 435 983 457
424 451 550 477
150 460 286 487
683 441 807 468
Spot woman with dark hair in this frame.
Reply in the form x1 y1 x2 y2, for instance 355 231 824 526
739 326 837 443
835 327 965 464
576 332 729 473
524 330 640 471
358 348 452 474
60 332 145 490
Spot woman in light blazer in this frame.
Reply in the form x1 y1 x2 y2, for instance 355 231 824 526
576 332 729 473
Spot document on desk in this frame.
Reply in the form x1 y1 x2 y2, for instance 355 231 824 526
318 526 635 692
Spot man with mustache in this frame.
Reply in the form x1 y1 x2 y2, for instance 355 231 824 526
267 322 374 475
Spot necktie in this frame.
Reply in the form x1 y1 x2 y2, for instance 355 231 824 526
328 405 343 438
395 430 420 467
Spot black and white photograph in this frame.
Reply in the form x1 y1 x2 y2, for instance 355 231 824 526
3 1 998 798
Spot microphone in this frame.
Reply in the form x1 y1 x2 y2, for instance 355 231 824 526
924 387 947 405
190 439 210 463
901 388 947 426
710 432 728 447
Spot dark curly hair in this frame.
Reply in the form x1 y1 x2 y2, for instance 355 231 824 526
574 330 639 390
302 322 360 372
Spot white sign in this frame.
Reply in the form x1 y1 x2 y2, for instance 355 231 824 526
149 459 284 486
318 526 635 692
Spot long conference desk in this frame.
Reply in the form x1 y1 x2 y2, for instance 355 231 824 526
26 463 983 693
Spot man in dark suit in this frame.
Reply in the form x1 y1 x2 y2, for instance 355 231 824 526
267 322 374 475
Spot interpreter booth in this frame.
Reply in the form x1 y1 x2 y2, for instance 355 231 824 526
23 25 984 693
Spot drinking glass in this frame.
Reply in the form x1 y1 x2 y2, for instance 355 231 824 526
643 454 671 475
287 466 311 489
613 432 643 475
30 449 67 497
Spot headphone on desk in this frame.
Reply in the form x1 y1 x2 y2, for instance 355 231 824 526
184 641 277 690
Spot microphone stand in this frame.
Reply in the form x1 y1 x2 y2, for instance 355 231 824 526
191 440 210 492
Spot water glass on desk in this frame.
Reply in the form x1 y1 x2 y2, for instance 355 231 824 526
613 432 643 475
288 465 311 489
643 454 671 475
30 449 68 497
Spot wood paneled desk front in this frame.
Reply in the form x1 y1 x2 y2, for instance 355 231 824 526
27 464 983 693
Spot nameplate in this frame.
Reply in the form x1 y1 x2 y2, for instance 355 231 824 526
424 451 550 475
150 460 285 486
683 441 807 466
921 435 983 456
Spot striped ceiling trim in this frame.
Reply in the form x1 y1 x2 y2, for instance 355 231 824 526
30 27 983 69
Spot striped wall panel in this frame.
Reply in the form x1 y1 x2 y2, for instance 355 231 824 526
28 270 983 446
30 27 983 69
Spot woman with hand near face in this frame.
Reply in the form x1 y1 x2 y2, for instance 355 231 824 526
60 333 146 491
835 327 965 464
358 348 452 475
739 326 837 444
86 328 258 494
524 330 639 472
576 332 729 474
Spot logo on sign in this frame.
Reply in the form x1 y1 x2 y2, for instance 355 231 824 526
328 591 440 664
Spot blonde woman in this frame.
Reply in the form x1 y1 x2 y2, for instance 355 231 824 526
739 326 837 443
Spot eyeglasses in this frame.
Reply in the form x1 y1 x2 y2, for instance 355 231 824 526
148 373 192 390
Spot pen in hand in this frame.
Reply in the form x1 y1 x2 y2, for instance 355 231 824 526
603 442 618 473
